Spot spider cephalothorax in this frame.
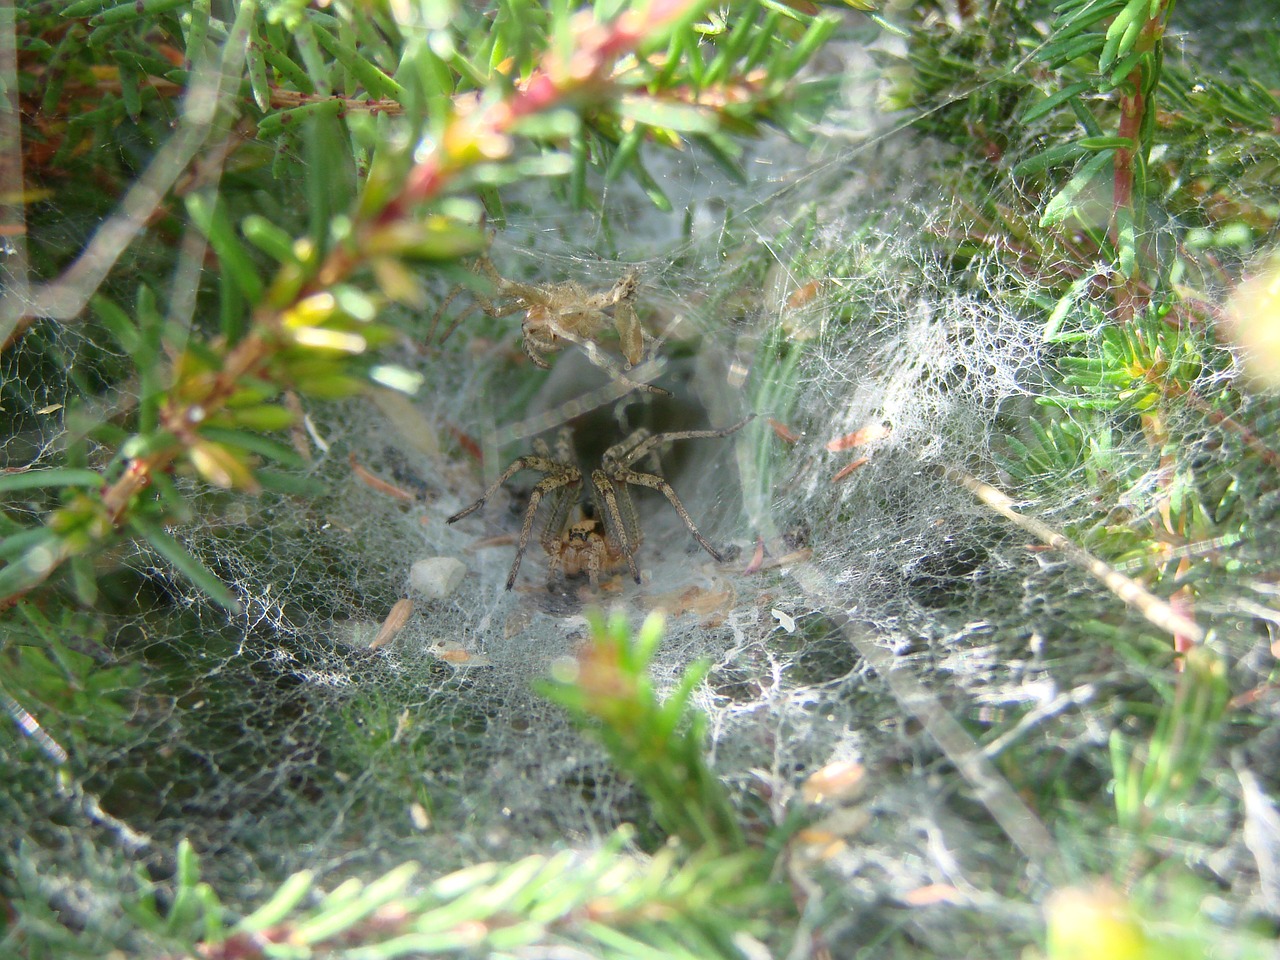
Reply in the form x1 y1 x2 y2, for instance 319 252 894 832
545 512 628 585
446 417 753 589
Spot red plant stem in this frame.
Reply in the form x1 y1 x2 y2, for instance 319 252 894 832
1112 69 1143 322
1179 389 1280 472
1111 7 1168 321
102 330 277 525
0 331 276 609
1113 86 1139 231
383 0 697 224
147 0 698 501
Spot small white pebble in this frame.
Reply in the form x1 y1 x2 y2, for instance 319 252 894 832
409 802 431 830
409 557 467 598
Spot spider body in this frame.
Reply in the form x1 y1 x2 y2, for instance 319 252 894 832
435 256 666 396
446 417 753 589
512 268 643 370
546 513 630 585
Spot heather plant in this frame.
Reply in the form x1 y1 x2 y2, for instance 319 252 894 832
3 1 1279 957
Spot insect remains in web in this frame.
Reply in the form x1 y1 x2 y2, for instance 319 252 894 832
446 417 754 589
431 255 669 397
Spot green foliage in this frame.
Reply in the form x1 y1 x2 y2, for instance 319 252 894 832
77 833 775 960
1110 644 1230 836
41 614 788 959
862 3 1274 933
1 604 142 764
6 0 1280 956
5 0 838 952
541 611 750 855
879 1 1275 633
884 0 1276 290
7 0 838 610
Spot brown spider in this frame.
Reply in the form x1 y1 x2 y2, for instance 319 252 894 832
433 256 668 397
446 417 753 589
545 510 630 586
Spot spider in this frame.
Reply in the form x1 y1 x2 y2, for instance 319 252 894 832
544 509 630 587
433 256 668 397
446 417 753 589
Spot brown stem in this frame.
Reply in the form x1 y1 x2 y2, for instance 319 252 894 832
1112 70 1144 322
1158 377 1280 472
1111 8 1168 321
950 468 1205 646
384 0 698 224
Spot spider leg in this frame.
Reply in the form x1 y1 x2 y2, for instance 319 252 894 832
586 533 606 587
609 466 725 563
473 291 522 321
427 285 468 345
521 326 553 369
506 470 582 589
550 323 671 397
445 454 564 524
544 541 563 580
476 256 555 320
592 470 642 583
612 299 644 368
537 482 578 559
611 416 755 470
602 428 652 469
437 288 519 348
432 255 526 346
581 271 640 312
574 270 641 363
552 429 574 463
580 270 639 311
475 255 504 285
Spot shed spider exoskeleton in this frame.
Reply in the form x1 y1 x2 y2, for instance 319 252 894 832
446 417 753 589
433 256 668 397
